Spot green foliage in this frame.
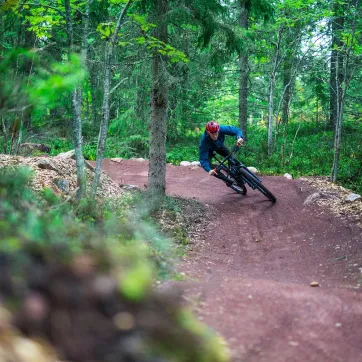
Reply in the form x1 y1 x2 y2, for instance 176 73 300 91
145 36 189 63
0 48 33 115
168 122 362 194
0 165 173 276
47 138 74 155
118 245 154 301
176 309 229 362
108 108 138 134
0 166 90 251
24 4 63 39
0 49 86 154
0 163 205 277
0 166 230 361
96 22 116 39
166 145 199 165
82 142 97 160
30 54 87 109
104 134 150 159
129 13 156 32
1 0 19 11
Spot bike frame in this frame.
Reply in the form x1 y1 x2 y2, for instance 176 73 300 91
212 145 276 202
213 146 262 190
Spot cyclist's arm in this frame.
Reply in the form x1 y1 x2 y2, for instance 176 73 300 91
219 125 243 140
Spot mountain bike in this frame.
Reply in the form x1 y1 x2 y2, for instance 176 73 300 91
212 146 276 202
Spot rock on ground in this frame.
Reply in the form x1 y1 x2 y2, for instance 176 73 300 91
300 176 362 227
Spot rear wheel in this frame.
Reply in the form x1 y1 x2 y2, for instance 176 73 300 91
218 168 247 195
231 182 247 195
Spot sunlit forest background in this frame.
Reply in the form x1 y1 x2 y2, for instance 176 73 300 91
1 0 361 193
0 1 361 360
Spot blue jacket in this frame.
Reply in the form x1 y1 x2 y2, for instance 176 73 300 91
199 125 243 172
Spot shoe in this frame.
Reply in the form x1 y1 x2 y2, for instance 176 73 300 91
226 181 232 187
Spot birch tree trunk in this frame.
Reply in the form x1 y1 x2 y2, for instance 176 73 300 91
281 57 292 125
1 117 9 153
238 0 249 141
329 2 344 130
331 0 358 182
267 71 275 156
267 30 282 156
148 0 168 199
331 61 343 183
64 0 86 199
82 0 93 123
91 0 133 198
89 65 99 126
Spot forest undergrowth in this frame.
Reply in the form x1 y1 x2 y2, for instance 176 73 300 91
0 166 228 362
39 121 362 195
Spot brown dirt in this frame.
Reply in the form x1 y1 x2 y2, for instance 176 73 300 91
100 159 362 362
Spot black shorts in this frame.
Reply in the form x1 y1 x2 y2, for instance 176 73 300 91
208 145 230 167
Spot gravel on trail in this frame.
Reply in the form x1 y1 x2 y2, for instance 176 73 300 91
99 158 362 362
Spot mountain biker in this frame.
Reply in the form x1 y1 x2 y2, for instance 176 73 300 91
199 121 244 183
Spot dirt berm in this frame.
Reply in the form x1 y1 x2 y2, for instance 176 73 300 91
100 158 362 362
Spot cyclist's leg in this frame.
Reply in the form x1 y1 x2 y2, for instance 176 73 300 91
218 145 241 166
211 148 233 186
215 146 239 167
219 147 245 183
215 145 230 158
215 146 244 185
207 151 231 186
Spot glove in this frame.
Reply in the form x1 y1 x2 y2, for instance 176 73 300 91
237 137 244 146
209 169 216 176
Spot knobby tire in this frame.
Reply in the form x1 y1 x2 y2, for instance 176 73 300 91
218 167 247 196
256 183 276 203
231 182 247 195
238 168 276 202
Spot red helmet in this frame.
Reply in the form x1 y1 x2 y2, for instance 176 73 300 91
206 121 220 133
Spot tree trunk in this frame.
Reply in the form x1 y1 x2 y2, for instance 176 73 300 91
238 0 249 141
281 57 292 125
331 51 344 182
64 0 86 199
91 0 133 198
83 0 93 123
329 2 344 130
148 0 168 198
23 22 36 130
82 0 92 64
267 29 282 156
1 117 9 154
331 0 357 182
267 71 275 156
331 92 343 182
91 42 111 197
72 88 87 198
89 64 100 126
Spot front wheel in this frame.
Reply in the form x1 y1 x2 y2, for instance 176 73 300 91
256 183 276 203
238 167 276 202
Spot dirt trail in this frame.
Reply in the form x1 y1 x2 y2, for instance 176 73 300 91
100 159 362 362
